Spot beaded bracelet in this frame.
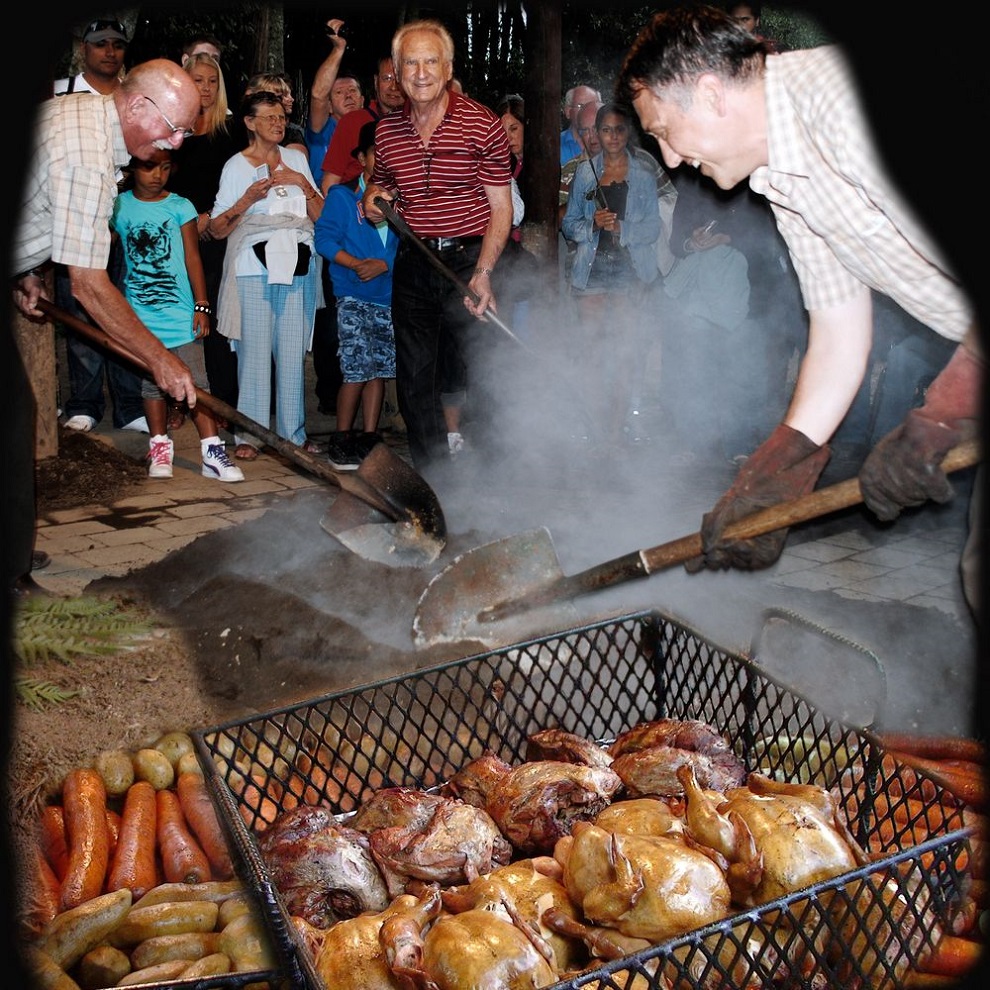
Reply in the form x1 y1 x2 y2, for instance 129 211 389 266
194 303 212 315
474 267 494 278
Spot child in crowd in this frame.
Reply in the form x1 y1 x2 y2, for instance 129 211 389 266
314 120 398 470
111 150 244 482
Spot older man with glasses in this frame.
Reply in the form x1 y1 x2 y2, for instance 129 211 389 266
560 83 602 165
10 57 201 595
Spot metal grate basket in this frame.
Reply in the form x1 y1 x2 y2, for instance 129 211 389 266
192 608 975 990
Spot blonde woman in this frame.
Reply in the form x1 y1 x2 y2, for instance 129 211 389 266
170 53 241 411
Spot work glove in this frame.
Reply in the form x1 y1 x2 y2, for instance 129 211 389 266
859 341 983 522
686 424 831 572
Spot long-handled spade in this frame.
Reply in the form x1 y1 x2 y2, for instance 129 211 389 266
39 299 447 567
412 440 980 647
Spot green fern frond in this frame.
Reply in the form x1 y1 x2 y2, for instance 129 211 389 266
12 595 151 667
15 678 81 711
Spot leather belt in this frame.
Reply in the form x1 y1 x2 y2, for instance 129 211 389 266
419 236 483 252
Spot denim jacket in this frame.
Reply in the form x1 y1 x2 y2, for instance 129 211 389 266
561 149 661 290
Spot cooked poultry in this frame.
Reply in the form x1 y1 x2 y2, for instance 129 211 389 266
349 786 446 834
487 760 624 856
379 885 443 983
612 745 747 798
441 859 585 973
257 804 390 927
441 754 513 809
679 765 869 906
525 728 614 768
314 893 422 990
609 718 733 757
368 793 512 899
555 821 731 943
608 718 746 798
593 798 684 838
421 907 558 989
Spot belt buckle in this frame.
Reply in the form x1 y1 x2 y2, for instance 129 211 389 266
439 237 460 252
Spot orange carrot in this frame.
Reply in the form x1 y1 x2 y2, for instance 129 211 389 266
37 804 69 881
60 768 110 911
878 734 986 765
175 771 234 879
916 935 984 977
156 787 212 884
228 772 280 832
886 750 986 809
106 781 159 899
105 809 122 865
21 841 62 935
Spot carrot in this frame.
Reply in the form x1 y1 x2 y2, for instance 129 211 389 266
156 787 212 884
886 750 987 809
227 772 280 832
20 841 62 935
176 771 234 879
106 781 159 899
38 804 69 881
916 935 984 977
878 733 986 765
60 767 110 910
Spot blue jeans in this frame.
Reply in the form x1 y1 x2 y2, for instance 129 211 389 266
55 260 146 427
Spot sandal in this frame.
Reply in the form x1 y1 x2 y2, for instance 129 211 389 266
301 439 325 455
166 403 186 432
234 443 259 461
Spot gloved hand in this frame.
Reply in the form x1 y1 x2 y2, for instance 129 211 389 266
860 341 982 522
686 424 831 572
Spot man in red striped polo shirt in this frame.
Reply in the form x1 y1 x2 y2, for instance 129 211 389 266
363 19 512 472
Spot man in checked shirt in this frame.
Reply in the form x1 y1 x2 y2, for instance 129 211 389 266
363 19 512 473
618 5 982 618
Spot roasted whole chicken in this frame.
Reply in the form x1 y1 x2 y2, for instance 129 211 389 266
555 821 732 943
257 804 390 927
421 907 558 989
609 718 746 797
525 728 614 768
442 858 585 973
359 789 512 898
314 891 432 989
593 797 684 838
679 765 869 906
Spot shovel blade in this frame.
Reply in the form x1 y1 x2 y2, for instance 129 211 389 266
412 527 579 648
321 443 447 568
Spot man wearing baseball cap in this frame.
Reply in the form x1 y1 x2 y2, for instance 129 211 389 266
54 19 129 96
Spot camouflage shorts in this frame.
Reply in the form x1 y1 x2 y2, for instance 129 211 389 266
336 296 397 383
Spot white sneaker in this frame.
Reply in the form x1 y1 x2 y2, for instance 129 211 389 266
122 416 150 433
447 431 465 457
202 441 245 482
64 414 96 432
147 436 174 478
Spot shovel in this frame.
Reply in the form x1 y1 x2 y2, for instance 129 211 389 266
39 298 446 567
412 439 980 647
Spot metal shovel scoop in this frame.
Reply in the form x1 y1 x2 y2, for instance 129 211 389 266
412 440 980 647
39 299 447 567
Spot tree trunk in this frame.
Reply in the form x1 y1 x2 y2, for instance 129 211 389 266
522 0 561 266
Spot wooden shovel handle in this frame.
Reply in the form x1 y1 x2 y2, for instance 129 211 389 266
640 439 981 573
36 297 408 520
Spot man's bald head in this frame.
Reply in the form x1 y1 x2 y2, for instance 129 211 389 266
115 59 201 159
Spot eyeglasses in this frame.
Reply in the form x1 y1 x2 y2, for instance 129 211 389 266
84 18 126 37
598 124 628 136
378 74 397 84
143 96 194 139
253 114 287 125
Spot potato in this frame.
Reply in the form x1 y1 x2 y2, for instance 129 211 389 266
153 731 196 771
131 748 174 791
93 748 134 796
77 944 131 989
176 751 203 777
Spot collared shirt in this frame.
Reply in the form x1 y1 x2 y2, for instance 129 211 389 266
372 90 511 238
560 127 582 165
320 100 384 186
12 92 128 276
750 45 971 341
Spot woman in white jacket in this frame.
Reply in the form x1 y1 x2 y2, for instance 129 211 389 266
209 91 325 460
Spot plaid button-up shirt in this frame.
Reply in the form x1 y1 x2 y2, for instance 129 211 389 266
750 45 971 342
12 92 128 276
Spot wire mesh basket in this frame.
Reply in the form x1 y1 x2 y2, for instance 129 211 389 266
192 608 975 990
